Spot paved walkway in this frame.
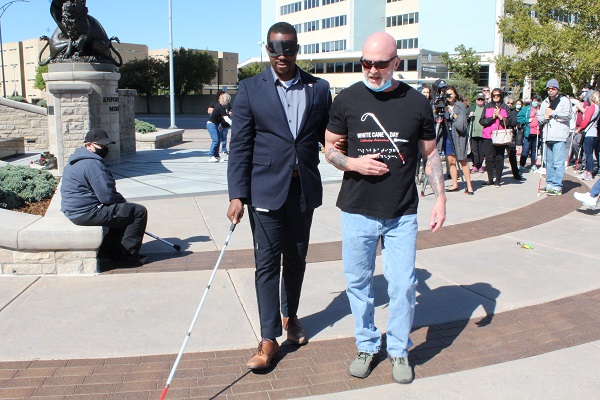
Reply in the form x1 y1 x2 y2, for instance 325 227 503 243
1 124 600 399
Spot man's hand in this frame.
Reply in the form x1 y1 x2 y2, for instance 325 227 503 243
350 154 389 176
545 108 554 120
429 197 446 233
227 199 244 224
333 137 348 154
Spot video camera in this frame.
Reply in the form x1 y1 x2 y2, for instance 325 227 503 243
432 79 450 118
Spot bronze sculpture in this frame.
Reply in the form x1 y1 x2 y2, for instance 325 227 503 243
38 0 122 66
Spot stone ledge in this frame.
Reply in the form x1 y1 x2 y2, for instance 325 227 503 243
0 183 105 275
0 97 47 116
136 128 184 149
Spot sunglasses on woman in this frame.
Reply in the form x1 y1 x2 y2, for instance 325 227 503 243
360 56 397 70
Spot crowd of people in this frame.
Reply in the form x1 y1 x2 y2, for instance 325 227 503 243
420 78 599 202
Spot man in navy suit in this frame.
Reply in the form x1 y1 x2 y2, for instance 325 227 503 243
227 22 331 370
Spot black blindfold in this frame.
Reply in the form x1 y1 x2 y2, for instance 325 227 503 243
267 40 298 57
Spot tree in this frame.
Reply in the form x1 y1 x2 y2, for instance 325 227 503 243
497 0 600 96
448 74 478 105
119 58 166 114
440 45 482 84
34 64 48 91
238 63 262 81
164 48 218 114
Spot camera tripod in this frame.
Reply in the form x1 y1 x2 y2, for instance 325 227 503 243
419 115 465 196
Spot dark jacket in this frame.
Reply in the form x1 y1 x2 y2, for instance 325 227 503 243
227 66 331 210
60 147 126 219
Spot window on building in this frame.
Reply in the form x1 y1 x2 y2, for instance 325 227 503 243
344 62 353 73
386 12 418 28
304 0 319 10
294 24 302 33
353 61 362 72
396 38 418 49
478 65 489 87
303 43 320 54
326 62 335 73
407 59 417 71
322 39 346 53
315 62 325 74
398 59 405 71
323 0 345 5
304 20 320 32
387 0 401 3
281 1 301 15
322 15 346 29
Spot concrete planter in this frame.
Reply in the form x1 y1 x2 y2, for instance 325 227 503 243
135 128 184 150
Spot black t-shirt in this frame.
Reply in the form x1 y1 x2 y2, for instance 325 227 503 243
327 81 435 219
208 103 228 125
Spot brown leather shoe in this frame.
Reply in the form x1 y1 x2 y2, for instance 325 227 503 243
246 339 279 370
283 316 308 345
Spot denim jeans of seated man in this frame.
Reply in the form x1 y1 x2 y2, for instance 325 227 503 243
206 121 220 157
545 141 567 191
341 211 418 358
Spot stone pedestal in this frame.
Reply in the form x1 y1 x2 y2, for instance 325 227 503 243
43 63 121 172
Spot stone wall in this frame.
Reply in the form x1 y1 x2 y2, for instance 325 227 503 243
0 248 98 275
58 94 92 169
119 89 137 156
0 98 48 152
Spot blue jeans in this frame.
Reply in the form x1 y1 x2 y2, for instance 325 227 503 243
520 134 539 167
590 179 600 197
221 127 229 152
341 211 418 358
583 136 598 173
545 141 566 191
206 121 220 157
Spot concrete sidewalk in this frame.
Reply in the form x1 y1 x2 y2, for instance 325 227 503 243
1 127 600 399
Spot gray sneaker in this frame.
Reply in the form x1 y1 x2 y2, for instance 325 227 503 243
391 356 414 384
348 352 375 378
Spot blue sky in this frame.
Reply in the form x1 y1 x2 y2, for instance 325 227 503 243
2 0 263 61
2 0 496 63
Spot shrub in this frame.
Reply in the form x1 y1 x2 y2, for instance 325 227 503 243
0 165 58 207
0 187 23 209
8 95 27 103
36 99 47 108
135 119 157 133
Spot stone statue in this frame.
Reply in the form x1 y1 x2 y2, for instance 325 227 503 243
38 0 123 66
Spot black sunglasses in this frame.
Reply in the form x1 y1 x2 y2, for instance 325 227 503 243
360 56 397 70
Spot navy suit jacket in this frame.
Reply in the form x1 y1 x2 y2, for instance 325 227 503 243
227 67 331 210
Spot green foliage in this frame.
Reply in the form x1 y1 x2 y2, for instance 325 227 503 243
0 187 23 209
498 0 600 95
119 58 167 114
8 95 27 103
135 119 157 133
448 74 479 105
440 45 482 84
296 60 314 74
34 64 48 91
161 48 218 114
36 99 47 108
238 63 262 81
0 165 58 208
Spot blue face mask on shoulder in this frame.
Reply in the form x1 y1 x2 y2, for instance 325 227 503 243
362 77 392 92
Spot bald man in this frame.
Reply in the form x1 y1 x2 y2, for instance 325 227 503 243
324 32 446 384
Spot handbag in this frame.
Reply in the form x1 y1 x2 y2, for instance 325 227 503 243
491 119 513 146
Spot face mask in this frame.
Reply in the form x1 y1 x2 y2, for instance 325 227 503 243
362 77 392 92
94 146 109 159
516 105 522 110
532 101 539 108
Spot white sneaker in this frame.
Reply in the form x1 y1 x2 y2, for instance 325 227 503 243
574 192 598 208
208 156 220 163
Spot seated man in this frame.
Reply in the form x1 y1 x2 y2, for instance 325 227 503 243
61 128 149 266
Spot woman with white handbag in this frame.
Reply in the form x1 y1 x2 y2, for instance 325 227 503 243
479 88 518 187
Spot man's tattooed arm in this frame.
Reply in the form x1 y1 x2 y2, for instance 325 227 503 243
424 149 445 198
326 147 349 169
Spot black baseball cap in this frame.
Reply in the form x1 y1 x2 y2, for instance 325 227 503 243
476 92 485 99
84 128 115 145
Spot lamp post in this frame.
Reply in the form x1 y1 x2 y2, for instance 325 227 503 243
258 41 264 71
0 0 28 98
168 0 176 128
10 63 16 96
